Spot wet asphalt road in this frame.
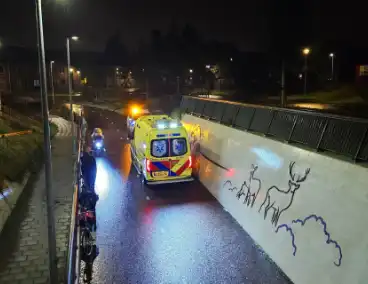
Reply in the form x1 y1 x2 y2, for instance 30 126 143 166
80 106 292 284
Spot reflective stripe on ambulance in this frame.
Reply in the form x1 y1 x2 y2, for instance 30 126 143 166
151 156 191 177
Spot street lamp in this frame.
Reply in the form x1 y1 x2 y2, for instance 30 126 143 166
189 69 193 73
230 57 233 62
329 53 335 80
77 70 81 75
66 35 78 154
302 47 310 95
35 0 57 282
50 60 55 105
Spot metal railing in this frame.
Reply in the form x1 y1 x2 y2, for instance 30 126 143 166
180 96 368 162
66 120 82 284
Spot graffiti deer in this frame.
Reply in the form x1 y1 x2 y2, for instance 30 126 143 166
258 162 310 227
236 164 261 207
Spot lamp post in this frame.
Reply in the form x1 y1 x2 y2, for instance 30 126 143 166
302 47 310 95
329 53 335 80
66 36 78 155
35 0 57 282
50 60 55 105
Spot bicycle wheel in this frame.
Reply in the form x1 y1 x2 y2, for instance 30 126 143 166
81 229 93 256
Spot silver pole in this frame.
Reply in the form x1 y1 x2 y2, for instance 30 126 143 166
331 56 334 81
35 0 57 283
50 61 55 105
67 38 75 154
304 56 308 95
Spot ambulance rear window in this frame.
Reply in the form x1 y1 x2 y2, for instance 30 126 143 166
151 138 187 157
170 138 187 156
151 140 168 158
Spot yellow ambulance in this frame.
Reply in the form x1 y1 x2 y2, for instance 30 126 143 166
130 114 193 185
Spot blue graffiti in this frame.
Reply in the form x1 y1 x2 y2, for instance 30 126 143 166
275 224 297 256
292 214 342 267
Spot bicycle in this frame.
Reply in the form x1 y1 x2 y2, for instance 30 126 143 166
79 209 96 256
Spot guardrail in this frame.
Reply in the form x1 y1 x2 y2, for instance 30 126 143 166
180 96 368 162
66 119 82 284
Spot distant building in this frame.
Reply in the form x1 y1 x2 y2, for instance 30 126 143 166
0 46 123 97
356 65 368 82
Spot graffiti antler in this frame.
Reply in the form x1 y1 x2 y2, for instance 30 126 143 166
289 162 310 183
289 162 296 180
296 168 310 183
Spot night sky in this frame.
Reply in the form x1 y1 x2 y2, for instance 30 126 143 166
0 0 366 52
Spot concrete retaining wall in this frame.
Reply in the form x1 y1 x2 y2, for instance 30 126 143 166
0 172 31 233
182 114 368 284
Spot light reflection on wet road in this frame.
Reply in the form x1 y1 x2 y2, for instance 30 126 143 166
80 107 292 284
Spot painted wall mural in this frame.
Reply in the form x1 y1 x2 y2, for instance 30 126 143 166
276 215 343 267
224 164 261 208
221 160 342 267
258 162 310 227
184 122 342 268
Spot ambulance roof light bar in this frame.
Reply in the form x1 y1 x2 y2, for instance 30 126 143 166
155 119 181 129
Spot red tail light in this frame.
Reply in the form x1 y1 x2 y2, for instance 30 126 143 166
146 159 151 172
188 156 192 168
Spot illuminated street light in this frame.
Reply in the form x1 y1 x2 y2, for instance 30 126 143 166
69 68 74 73
329 53 335 80
189 69 193 73
35 0 57 282
205 65 210 69
50 61 55 105
116 67 119 71
302 47 310 95
66 35 79 154
230 57 233 62
302 47 310 55
77 70 80 75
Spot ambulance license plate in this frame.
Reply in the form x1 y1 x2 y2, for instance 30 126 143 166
153 171 169 177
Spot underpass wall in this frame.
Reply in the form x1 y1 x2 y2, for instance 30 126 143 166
182 114 368 284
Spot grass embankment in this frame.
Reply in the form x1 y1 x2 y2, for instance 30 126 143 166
0 118 58 183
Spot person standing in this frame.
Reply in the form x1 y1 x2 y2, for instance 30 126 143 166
81 146 97 192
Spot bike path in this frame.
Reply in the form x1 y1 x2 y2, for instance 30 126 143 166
0 120 75 284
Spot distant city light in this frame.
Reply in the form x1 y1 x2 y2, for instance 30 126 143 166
205 65 210 69
230 57 233 61
189 69 193 73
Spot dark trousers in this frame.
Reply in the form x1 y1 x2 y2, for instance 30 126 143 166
82 168 97 192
